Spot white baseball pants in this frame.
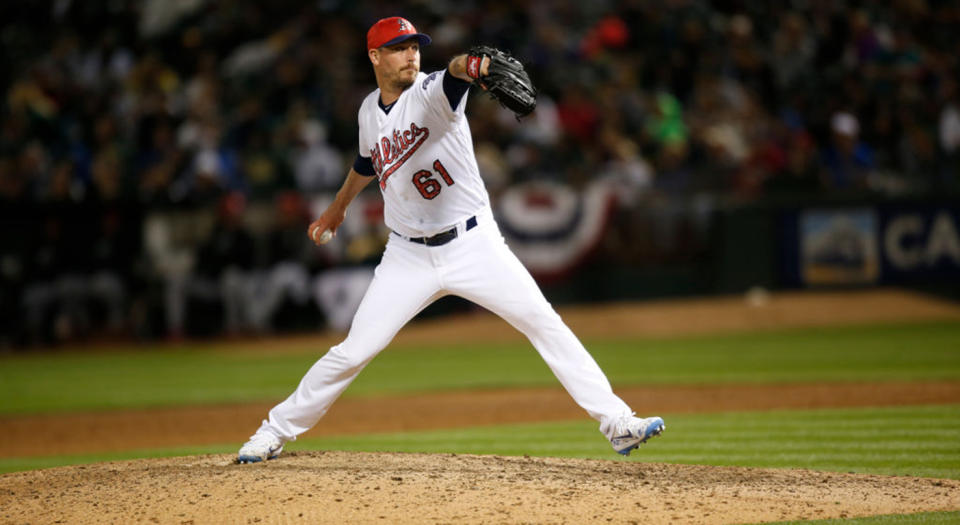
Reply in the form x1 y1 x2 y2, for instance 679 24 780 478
256 209 633 442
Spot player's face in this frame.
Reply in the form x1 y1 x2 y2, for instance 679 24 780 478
374 39 420 90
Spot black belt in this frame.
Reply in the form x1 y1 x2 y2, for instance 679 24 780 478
397 216 478 247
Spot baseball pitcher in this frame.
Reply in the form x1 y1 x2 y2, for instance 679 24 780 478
238 16 663 463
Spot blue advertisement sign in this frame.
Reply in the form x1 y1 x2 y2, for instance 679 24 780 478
784 204 960 287
879 206 960 282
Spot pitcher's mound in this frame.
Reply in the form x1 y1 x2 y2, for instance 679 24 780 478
3 451 958 524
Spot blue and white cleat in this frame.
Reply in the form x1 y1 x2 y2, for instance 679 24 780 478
237 432 284 464
609 416 665 456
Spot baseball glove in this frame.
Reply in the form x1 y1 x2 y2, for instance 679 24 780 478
466 45 537 118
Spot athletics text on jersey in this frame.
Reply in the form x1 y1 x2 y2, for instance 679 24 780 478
357 70 491 238
370 122 430 190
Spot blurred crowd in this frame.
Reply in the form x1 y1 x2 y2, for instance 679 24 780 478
2 0 959 346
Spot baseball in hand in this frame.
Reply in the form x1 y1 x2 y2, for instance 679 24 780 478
311 226 333 244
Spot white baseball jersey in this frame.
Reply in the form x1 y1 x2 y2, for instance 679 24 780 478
358 70 490 238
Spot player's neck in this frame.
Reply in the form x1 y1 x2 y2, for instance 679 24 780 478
378 85 403 106
375 73 413 106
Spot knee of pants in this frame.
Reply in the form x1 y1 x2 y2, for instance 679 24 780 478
324 343 377 375
507 303 564 335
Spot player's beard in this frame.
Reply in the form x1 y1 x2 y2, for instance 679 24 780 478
393 67 417 91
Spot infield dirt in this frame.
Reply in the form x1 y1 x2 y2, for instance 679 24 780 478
1 288 959 524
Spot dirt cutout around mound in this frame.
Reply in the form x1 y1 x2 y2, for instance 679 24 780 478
4 381 960 458
2 452 958 524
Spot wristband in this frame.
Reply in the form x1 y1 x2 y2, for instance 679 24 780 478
466 54 483 80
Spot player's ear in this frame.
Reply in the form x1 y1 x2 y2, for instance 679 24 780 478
368 48 380 66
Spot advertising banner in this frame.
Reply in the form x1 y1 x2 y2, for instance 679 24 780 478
799 208 879 285
879 206 960 282
783 203 960 286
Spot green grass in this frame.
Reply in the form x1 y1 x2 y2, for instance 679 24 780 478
759 512 960 524
289 404 960 480
0 348 313 413
4 405 957 480
0 445 228 474
1 320 958 414
595 321 960 385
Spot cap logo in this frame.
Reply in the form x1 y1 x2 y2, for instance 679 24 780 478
398 19 410 32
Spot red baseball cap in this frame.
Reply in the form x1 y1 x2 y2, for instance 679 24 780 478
366 17 431 51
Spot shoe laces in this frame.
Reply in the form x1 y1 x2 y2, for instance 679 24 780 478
616 413 641 436
246 432 280 449
601 412 637 439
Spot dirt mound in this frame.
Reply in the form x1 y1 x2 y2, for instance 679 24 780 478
2 451 957 524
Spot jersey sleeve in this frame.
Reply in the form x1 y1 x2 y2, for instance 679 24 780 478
442 70 472 112
416 69 470 120
357 100 373 169
353 153 376 177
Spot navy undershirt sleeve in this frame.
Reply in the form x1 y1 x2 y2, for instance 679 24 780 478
353 154 376 177
442 70 472 112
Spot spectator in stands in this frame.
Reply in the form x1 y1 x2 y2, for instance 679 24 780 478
195 192 255 335
939 78 960 189
135 119 185 206
165 192 255 338
763 131 823 196
85 206 139 336
21 213 86 344
247 191 316 333
821 112 875 191
182 121 242 204
285 101 344 194
239 127 295 202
